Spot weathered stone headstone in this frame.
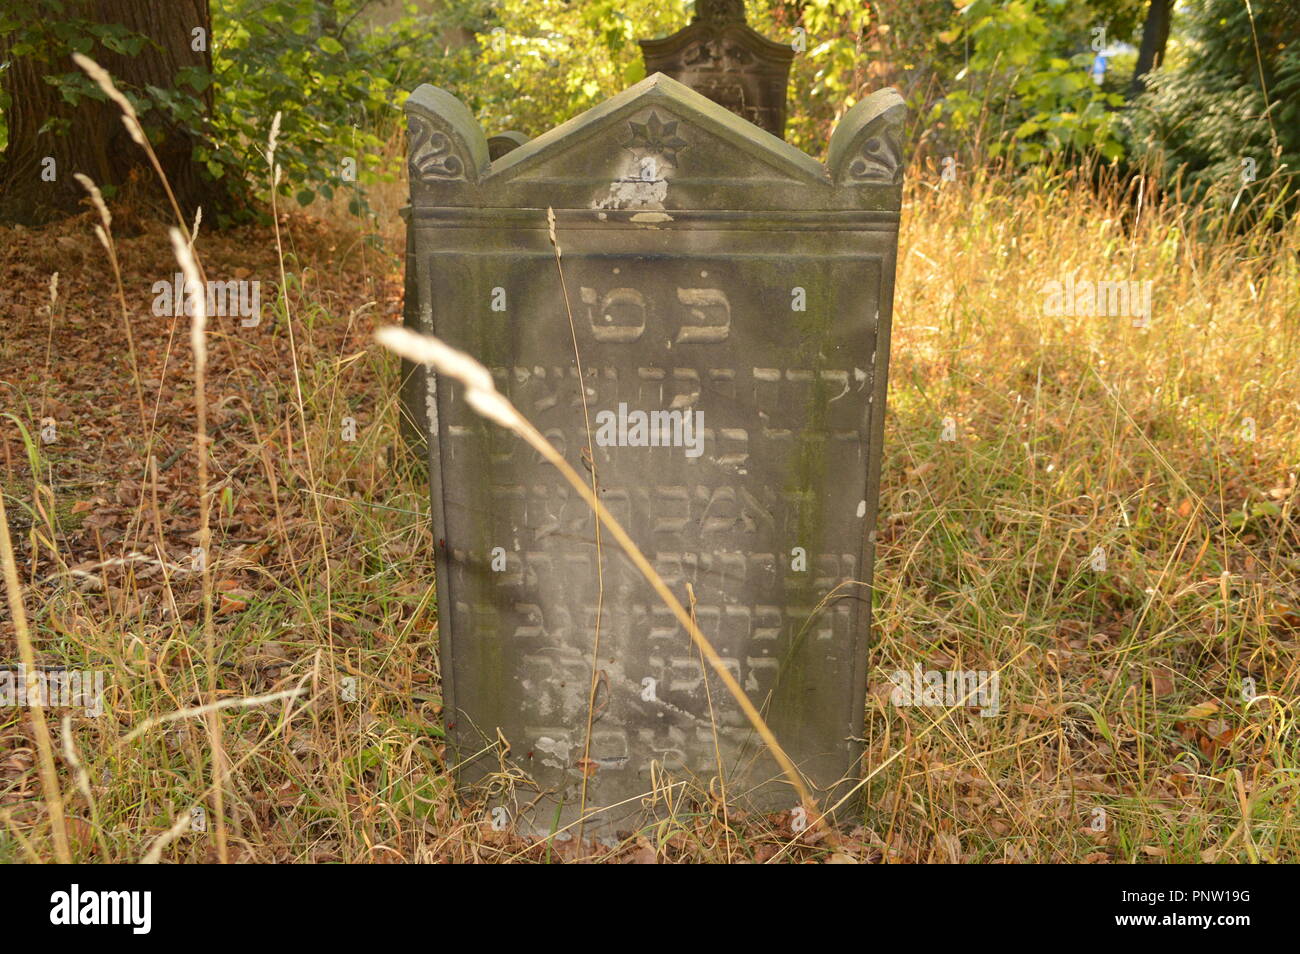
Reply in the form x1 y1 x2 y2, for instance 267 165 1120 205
403 72 905 837
638 0 794 138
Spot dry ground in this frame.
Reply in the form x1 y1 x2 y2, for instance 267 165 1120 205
1 159 1297 862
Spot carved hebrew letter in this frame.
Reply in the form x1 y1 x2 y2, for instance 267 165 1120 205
675 288 731 343
581 286 648 342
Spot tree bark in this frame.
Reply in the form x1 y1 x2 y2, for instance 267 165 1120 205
1128 0 1174 97
0 0 228 225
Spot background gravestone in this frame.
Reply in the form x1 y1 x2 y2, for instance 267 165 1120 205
487 130 529 160
404 72 905 837
638 0 794 139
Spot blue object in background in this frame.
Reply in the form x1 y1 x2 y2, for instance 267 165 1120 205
1091 53 1108 85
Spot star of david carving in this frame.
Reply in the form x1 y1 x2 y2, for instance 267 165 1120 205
624 111 689 165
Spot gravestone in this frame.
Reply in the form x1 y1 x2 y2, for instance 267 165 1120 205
403 72 905 837
638 0 794 138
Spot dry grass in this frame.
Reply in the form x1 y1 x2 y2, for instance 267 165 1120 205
0 144 1297 861
873 161 1300 863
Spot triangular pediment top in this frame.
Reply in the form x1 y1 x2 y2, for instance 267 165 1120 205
405 74 905 210
486 73 827 188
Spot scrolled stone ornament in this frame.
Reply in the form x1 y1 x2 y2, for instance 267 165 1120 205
403 84 489 196
408 116 465 182
828 87 907 187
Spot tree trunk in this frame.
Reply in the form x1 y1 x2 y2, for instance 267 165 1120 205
0 0 228 225
1128 0 1174 97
